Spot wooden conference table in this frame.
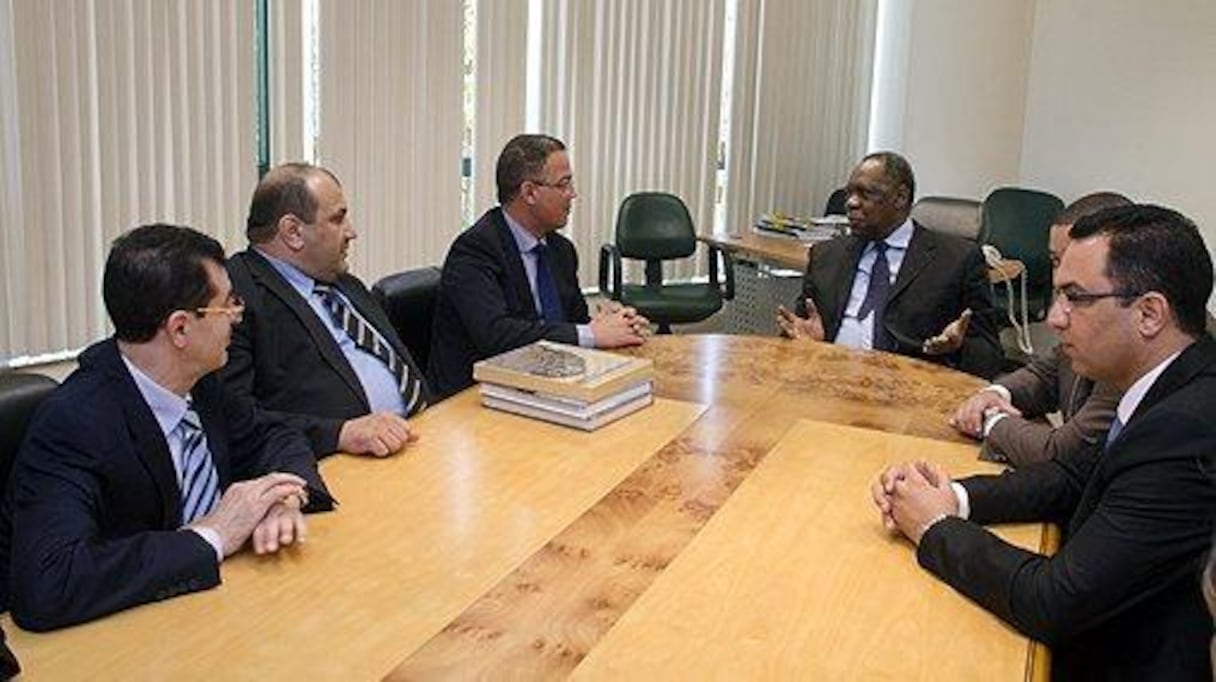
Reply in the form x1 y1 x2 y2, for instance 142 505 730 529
2 335 1050 680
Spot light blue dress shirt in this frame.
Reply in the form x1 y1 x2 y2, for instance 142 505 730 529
502 211 594 347
834 218 914 350
256 249 407 415
119 354 223 561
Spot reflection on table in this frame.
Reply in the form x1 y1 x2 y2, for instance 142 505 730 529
1 335 1048 680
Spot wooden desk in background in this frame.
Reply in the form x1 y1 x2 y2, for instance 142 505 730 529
699 229 1027 283
2 336 1050 680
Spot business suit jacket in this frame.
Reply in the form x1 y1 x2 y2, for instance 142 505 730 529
984 345 1121 466
795 223 1003 379
428 208 591 399
0 339 332 632
225 249 429 456
918 335 1216 680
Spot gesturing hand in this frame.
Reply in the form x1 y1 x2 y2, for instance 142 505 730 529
776 298 825 342
923 308 972 356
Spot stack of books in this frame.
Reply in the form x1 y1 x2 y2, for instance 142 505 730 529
755 212 849 242
473 340 654 431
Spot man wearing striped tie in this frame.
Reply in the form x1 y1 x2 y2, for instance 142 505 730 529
225 163 429 458
0 224 334 632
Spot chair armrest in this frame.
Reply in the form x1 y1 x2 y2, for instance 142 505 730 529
706 244 735 301
598 243 623 300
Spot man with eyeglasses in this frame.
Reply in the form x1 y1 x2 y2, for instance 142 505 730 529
429 134 648 399
776 151 1003 379
0 224 333 632
224 163 429 459
872 204 1216 679
950 192 1130 466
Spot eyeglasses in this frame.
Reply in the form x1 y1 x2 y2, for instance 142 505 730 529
529 177 575 194
1051 287 1141 313
195 295 246 324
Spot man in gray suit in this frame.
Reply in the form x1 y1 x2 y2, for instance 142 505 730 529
951 192 1130 466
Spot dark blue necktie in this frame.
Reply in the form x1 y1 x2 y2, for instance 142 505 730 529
533 243 565 324
1104 415 1125 452
857 241 891 350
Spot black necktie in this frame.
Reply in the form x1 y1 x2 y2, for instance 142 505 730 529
314 283 425 416
533 243 565 323
857 241 891 350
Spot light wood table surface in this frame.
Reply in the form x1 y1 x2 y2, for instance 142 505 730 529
2 335 1049 680
573 419 1042 680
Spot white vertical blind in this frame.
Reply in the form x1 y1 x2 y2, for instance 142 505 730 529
727 0 877 231
536 0 727 285
317 0 464 285
0 0 256 361
472 0 528 216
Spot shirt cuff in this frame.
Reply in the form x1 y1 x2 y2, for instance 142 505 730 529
981 384 1013 403
981 409 1010 438
950 482 971 520
189 527 224 563
577 324 595 348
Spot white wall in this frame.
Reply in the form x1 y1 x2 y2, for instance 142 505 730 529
873 0 1036 199
1020 0 1216 266
890 0 1216 306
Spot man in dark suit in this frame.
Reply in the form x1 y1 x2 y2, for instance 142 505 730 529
777 152 1003 379
0 224 333 632
224 163 428 458
951 192 1130 466
429 134 648 398
873 204 1215 680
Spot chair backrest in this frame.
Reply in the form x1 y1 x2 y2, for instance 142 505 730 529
371 266 442 372
982 187 1063 292
911 196 984 242
0 372 59 492
615 192 697 264
823 187 847 216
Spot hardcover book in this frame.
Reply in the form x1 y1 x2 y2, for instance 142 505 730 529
473 340 653 403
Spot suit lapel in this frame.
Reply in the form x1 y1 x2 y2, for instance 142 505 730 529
888 225 935 303
243 250 367 404
94 340 182 526
825 237 866 330
493 211 541 320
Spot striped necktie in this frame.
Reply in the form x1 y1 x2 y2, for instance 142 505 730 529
177 408 219 524
314 283 426 416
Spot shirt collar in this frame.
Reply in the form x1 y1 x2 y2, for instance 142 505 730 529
1114 350 1182 425
255 247 318 301
503 209 544 254
880 217 914 250
120 352 190 438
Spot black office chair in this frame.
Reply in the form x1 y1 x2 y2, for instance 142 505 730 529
371 266 442 372
823 187 848 216
598 192 734 334
0 372 59 493
981 187 1063 323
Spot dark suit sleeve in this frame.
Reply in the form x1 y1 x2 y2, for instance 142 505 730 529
223 260 345 456
918 414 1212 644
953 246 1004 379
221 387 334 513
6 410 219 632
443 230 580 355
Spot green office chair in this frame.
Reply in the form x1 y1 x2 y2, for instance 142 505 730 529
598 192 734 334
981 187 1063 323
